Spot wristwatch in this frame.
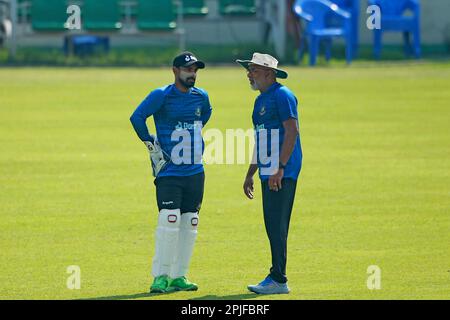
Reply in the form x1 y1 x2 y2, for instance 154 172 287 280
279 162 286 170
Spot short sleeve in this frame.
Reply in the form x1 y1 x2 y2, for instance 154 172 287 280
276 87 298 122
201 90 212 125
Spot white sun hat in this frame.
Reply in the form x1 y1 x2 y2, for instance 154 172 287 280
236 52 288 79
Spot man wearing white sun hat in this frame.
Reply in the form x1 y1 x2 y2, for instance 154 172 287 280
237 53 303 294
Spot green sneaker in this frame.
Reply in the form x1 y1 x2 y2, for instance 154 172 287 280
167 276 198 292
150 275 170 293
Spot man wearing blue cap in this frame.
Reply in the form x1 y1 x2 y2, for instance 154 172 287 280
237 53 303 294
130 52 212 293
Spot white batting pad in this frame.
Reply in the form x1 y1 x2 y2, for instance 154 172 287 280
151 209 181 277
170 212 199 279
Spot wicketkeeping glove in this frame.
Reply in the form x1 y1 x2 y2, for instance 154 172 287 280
144 136 170 177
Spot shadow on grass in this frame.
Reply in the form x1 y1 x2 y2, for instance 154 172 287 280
189 293 258 300
80 291 177 300
80 292 258 301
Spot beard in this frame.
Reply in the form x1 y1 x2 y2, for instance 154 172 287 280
250 79 259 91
180 77 195 88
179 71 196 88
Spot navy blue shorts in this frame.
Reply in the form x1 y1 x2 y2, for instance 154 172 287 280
154 172 205 213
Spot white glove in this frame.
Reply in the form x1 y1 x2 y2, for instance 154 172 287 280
144 137 169 177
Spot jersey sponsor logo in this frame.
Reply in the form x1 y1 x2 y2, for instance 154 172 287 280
195 107 201 117
175 121 202 131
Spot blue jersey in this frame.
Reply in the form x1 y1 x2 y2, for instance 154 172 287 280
130 84 212 177
252 82 302 181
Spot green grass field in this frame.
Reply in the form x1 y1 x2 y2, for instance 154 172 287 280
0 62 449 300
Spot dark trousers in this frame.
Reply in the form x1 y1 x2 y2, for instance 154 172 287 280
261 178 298 284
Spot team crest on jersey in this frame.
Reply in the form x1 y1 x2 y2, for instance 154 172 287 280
259 106 266 116
195 107 201 117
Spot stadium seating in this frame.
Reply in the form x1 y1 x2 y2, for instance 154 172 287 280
368 0 421 58
26 0 259 33
219 0 256 15
137 0 176 31
119 1 208 18
120 1 138 18
17 0 31 22
83 0 122 31
31 0 68 31
183 0 208 16
293 0 353 65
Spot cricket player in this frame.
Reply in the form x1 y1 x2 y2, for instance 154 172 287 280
237 53 302 294
130 52 212 293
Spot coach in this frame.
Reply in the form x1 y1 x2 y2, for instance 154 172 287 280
237 53 303 295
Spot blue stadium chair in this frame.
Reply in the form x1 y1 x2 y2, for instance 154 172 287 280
368 0 421 59
293 0 353 66
64 35 110 56
326 0 359 57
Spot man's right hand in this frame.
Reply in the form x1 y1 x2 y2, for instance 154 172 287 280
243 176 254 199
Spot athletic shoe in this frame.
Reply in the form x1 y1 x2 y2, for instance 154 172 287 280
167 276 198 291
150 275 170 293
247 275 290 294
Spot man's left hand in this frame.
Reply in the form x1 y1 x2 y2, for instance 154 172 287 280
269 168 284 192
144 138 170 177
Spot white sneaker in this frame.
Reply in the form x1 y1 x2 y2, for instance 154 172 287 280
247 276 290 294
